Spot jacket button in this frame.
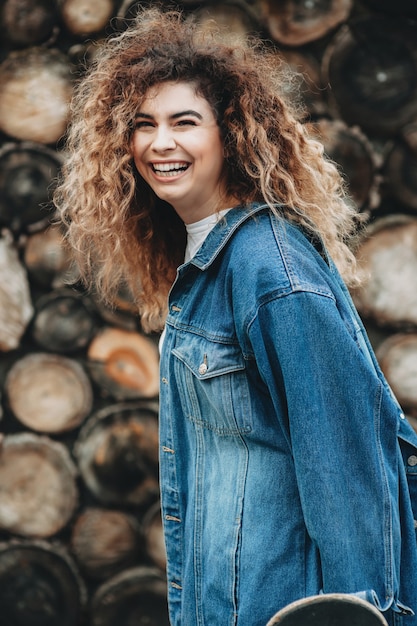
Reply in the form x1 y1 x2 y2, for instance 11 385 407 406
407 455 417 467
198 363 207 375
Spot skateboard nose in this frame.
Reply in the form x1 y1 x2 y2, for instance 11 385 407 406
266 593 389 626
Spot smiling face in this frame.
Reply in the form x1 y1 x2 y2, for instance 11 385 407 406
131 81 231 224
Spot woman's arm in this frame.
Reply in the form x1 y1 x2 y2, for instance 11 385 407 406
249 289 413 616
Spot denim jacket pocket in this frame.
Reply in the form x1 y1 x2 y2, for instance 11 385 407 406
172 337 252 435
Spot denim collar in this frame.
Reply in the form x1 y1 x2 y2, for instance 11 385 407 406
188 201 330 271
190 202 269 271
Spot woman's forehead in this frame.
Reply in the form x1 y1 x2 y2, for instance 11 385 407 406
139 81 213 115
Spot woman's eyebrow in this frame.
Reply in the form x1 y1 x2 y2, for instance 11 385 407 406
171 110 203 120
135 112 153 119
135 110 203 120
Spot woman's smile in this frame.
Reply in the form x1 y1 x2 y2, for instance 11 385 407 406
150 161 191 177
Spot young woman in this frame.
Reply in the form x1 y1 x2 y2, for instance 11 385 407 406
55 8 417 626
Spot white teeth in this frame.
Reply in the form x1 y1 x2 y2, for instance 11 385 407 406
152 162 189 176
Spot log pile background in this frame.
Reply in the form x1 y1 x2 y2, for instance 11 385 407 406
0 0 417 623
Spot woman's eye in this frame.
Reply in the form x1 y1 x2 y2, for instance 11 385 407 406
135 120 154 129
176 119 197 127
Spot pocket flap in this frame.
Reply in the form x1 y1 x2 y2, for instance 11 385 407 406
172 337 245 379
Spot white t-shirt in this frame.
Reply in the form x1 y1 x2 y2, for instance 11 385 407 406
159 209 231 353
184 209 230 262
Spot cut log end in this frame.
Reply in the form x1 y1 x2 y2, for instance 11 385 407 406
87 327 160 400
5 353 93 433
352 215 417 328
260 0 353 46
0 434 79 537
0 48 73 144
71 507 142 580
75 402 160 507
0 539 86 625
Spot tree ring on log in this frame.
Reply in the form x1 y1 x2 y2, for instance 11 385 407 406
74 401 160 507
0 538 86 625
24 223 80 289
142 501 166 572
91 565 169 626
278 49 327 118
322 17 417 137
352 214 417 329
384 124 417 211
376 333 417 417
5 352 93 433
0 141 63 233
32 288 98 353
59 0 115 37
87 326 160 400
190 3 261 45
260 0 353 46
307 118 380 211
0 433 79 537
1 0 59 48
70 507 143 580
0 47 73 144
0 233 34 351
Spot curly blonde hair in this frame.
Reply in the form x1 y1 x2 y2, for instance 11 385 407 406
54 7 359 332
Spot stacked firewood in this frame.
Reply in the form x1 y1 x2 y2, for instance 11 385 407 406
0 1 417 623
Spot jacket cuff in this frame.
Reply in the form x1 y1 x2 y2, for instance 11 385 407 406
353 590 414 616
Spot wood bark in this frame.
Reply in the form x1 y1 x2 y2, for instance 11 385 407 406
0 233 33 351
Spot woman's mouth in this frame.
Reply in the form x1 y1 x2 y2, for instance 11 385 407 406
151 162 190 177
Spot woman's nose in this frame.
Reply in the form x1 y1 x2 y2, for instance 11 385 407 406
151 126 176 151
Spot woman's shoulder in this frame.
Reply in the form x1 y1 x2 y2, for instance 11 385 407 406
227 209 324 268
225 210 336 299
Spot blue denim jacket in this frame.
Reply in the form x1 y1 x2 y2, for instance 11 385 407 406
159 203 417 626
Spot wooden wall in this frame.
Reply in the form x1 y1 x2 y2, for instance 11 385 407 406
0 1 416 623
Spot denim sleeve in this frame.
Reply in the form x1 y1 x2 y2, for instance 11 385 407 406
248 289 414 619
